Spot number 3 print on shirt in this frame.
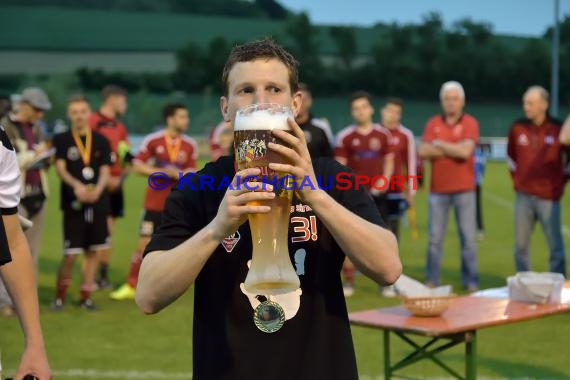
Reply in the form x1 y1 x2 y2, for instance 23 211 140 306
290 215 318 243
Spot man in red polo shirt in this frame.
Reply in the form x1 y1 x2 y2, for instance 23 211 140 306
419 81 479 291
88 85 130 289
507 86 570 276
335 91 395 296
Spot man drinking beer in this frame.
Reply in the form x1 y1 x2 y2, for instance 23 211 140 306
135 38 401 380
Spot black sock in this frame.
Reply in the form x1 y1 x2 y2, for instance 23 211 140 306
99 263 109 280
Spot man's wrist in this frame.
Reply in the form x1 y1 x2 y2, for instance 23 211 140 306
303 188 329 209
206 219 228 243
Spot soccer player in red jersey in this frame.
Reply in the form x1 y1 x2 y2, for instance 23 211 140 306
88 85 130 289
208 120 233 161
379 98 416 240
111 103 197 300
335 91 395 296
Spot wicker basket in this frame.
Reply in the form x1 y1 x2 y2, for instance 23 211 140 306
402 296 454 317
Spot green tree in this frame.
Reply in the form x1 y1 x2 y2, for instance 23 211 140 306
284 12 323 88
173 41 206 92
329 26 357 71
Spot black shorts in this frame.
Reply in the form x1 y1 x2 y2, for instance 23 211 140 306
63 204 109 255
139 210 163 237
0 210 11 266
109 186 124 218
386 197 409 220
371 193 389 224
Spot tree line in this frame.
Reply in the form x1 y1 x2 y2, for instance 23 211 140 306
72 12 570 104
0 0 290 19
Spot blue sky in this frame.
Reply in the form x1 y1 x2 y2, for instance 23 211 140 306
280 0 570 36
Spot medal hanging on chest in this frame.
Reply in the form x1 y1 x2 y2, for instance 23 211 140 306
164 134 181 165
253 299 286 333
72 129 94 180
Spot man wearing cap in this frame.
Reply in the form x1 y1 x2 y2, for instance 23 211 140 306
0 87 52 317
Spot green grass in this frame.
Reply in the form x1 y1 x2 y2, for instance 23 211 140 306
1 161 569 379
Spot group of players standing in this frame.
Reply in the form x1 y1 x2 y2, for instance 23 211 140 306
10 79 554 310
48 82 416 309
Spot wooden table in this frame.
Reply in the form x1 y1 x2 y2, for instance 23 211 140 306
349 282 570 380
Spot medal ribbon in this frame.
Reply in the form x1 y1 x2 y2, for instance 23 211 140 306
72 128 92 167
164 133 181 164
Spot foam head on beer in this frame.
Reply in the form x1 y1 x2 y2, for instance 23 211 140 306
234 103 293 171
233 103 292 131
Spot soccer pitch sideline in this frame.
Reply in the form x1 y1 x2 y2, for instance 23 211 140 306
1 161 569 379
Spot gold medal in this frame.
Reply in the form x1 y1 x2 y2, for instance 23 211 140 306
253 300 285 333
164 133 181 164
72 128 93 178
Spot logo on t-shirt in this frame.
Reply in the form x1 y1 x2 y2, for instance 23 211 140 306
517 134 529 146
351 138 361 147
369 137 381 150
156 145 165 154
221 231 241 253
67 147 79 161
177 150 187 164
453 124 463 136
545 135 555 145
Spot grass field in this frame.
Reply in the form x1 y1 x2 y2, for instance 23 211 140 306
1 160 570 379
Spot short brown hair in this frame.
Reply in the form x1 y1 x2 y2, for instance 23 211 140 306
222 37 299 96
350 91 372 105
67 94 90 106
101 85 127 101
163 103 187 122
385 97 403 107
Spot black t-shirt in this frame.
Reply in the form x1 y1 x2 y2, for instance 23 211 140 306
298 115 334 159
53 130 111 210
144 156 385 380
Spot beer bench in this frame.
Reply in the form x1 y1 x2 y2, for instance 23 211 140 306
349 281 570 380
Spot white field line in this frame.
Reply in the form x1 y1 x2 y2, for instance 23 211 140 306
484 192 570 237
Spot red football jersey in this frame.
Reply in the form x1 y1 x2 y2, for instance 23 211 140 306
209 121 232 161
134 130 198 211
334 124 395 190
88 112 129 177
384 124 417 195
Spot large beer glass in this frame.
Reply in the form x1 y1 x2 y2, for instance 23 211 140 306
234 103 300 296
